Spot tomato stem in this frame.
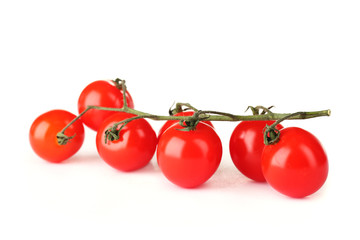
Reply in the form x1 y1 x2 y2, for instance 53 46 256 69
112 78 129 109
57 81 331 145
104 114 155 143
121 79 128 109
263 111 319 145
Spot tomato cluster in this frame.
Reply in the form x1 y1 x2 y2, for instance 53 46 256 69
230 121 328 198
29 80 329 198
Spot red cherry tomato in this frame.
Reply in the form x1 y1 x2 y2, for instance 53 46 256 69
157 122 222 188
96 112 157 172
261 127 328 198
229 121 283 182
158 111 214 139
29 110 85 163
78 80 134 131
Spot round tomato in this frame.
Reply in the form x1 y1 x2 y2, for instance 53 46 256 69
158 111 214 139
96 112 157 172
229 121 283 182
262 127 328 198
29 110 85 163
157 122 222 188
78 80 134 131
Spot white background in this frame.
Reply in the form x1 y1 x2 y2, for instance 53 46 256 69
1 0 359 239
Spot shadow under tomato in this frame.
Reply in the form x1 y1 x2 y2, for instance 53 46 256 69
196 162 272 192
58 152 162 177
128 160 161 174
61 153 101 164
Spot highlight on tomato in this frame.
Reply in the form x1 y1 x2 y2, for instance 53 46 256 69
261 127 328 198
78 80 134 131
29 109 85 163
157 122 222 188
229 121 283 182
96 112 157 172
157 111 214 139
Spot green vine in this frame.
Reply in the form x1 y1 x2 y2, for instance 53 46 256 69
57 80 331 145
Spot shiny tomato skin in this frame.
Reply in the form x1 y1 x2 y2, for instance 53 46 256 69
29 110 85 163
229 121 283 182
158 111 214 139
78 80 134 131
96 112 157 172
262 127 328 198
157 122 222 188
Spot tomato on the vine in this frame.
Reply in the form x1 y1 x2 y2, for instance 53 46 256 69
157 122 222 188
96 112 157 172
261 127 328 198
29 110 85 163
229 121 283 182
158 111 214 139
78 80 134 131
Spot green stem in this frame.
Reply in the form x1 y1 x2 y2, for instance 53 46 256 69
263 111 318 145
112 78 129 109
57 105 330 144
56 80 331 145
121 80 128 109
104 114 155 143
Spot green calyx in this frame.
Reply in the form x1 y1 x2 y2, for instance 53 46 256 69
56 132 75 145
112 78 125 90
263 125 281 145
246 105 274 115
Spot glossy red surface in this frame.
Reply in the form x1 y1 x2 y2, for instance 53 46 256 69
229 121 283 182
29 109 85 163
157 122 222 188
96 112 157 172
78 80 134 131
262 127 328 198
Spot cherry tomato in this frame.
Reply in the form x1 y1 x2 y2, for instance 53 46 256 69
96 112 157 172
29 110 85 163
229 121 283 182
157 122 222 188
261 127 328 198
158 111 214 139
78 80 134 131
